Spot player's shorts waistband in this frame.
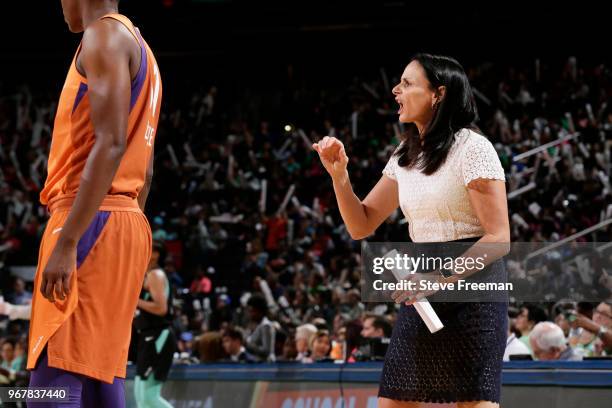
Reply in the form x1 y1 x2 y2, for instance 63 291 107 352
47 194 141 215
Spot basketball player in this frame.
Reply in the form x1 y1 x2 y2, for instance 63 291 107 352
133 241 176 408
27 0 162 406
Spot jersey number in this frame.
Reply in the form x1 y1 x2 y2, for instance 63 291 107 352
145 64 160 147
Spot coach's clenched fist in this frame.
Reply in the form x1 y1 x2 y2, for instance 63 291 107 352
312 136 349 184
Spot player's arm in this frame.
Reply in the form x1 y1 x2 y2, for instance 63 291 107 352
41 19 133 302
137 270 168 316
138 147 154 211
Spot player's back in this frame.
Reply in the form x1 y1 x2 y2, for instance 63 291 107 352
40 13 162 206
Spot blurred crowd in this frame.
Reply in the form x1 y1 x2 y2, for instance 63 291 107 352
0 56 611 382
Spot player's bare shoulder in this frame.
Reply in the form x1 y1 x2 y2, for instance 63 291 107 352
77 17 140 75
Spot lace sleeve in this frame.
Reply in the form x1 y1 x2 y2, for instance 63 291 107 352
461 135 505 185
382 148 399 181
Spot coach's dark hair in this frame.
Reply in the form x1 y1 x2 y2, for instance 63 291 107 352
395 53 479 175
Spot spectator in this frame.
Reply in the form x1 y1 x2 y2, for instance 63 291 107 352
330 324 346 361
504 318 531 361
361 315 392 339
0 340 17 371
515 304 548 351
568 302 612 356
176 332 195 362
295 323 317 362
194 332 227 363
222 328 256 363
530 322 582 361
280 333 298 361
0 339 21 385
245 294 276 362
209 294 233 331
552 301 577 338
303 330 332 363
7 278 31 306
189 268 212 295
344 319 364 363
342 289 365 321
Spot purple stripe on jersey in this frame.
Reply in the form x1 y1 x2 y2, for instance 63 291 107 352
130 30 148 112
72 82 88 114
76 211 110 269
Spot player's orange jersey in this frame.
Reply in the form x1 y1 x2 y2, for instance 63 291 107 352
40 13 162 206
26 13 161 383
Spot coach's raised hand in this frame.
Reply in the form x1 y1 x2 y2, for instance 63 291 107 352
311 135 398 242
312 136 349 184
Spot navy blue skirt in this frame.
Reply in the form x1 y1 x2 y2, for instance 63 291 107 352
378 255 508 403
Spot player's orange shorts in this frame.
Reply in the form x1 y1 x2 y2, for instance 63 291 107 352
27 194 152 383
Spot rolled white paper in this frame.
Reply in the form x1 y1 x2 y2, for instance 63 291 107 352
413 300 444 334
384 250 444 333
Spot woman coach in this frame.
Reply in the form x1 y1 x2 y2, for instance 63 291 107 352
313 53 510 408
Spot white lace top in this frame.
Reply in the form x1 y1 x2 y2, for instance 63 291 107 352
382 128 505 242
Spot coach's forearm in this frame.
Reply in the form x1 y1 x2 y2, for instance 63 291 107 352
332 172 370 240
57 138 126 246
